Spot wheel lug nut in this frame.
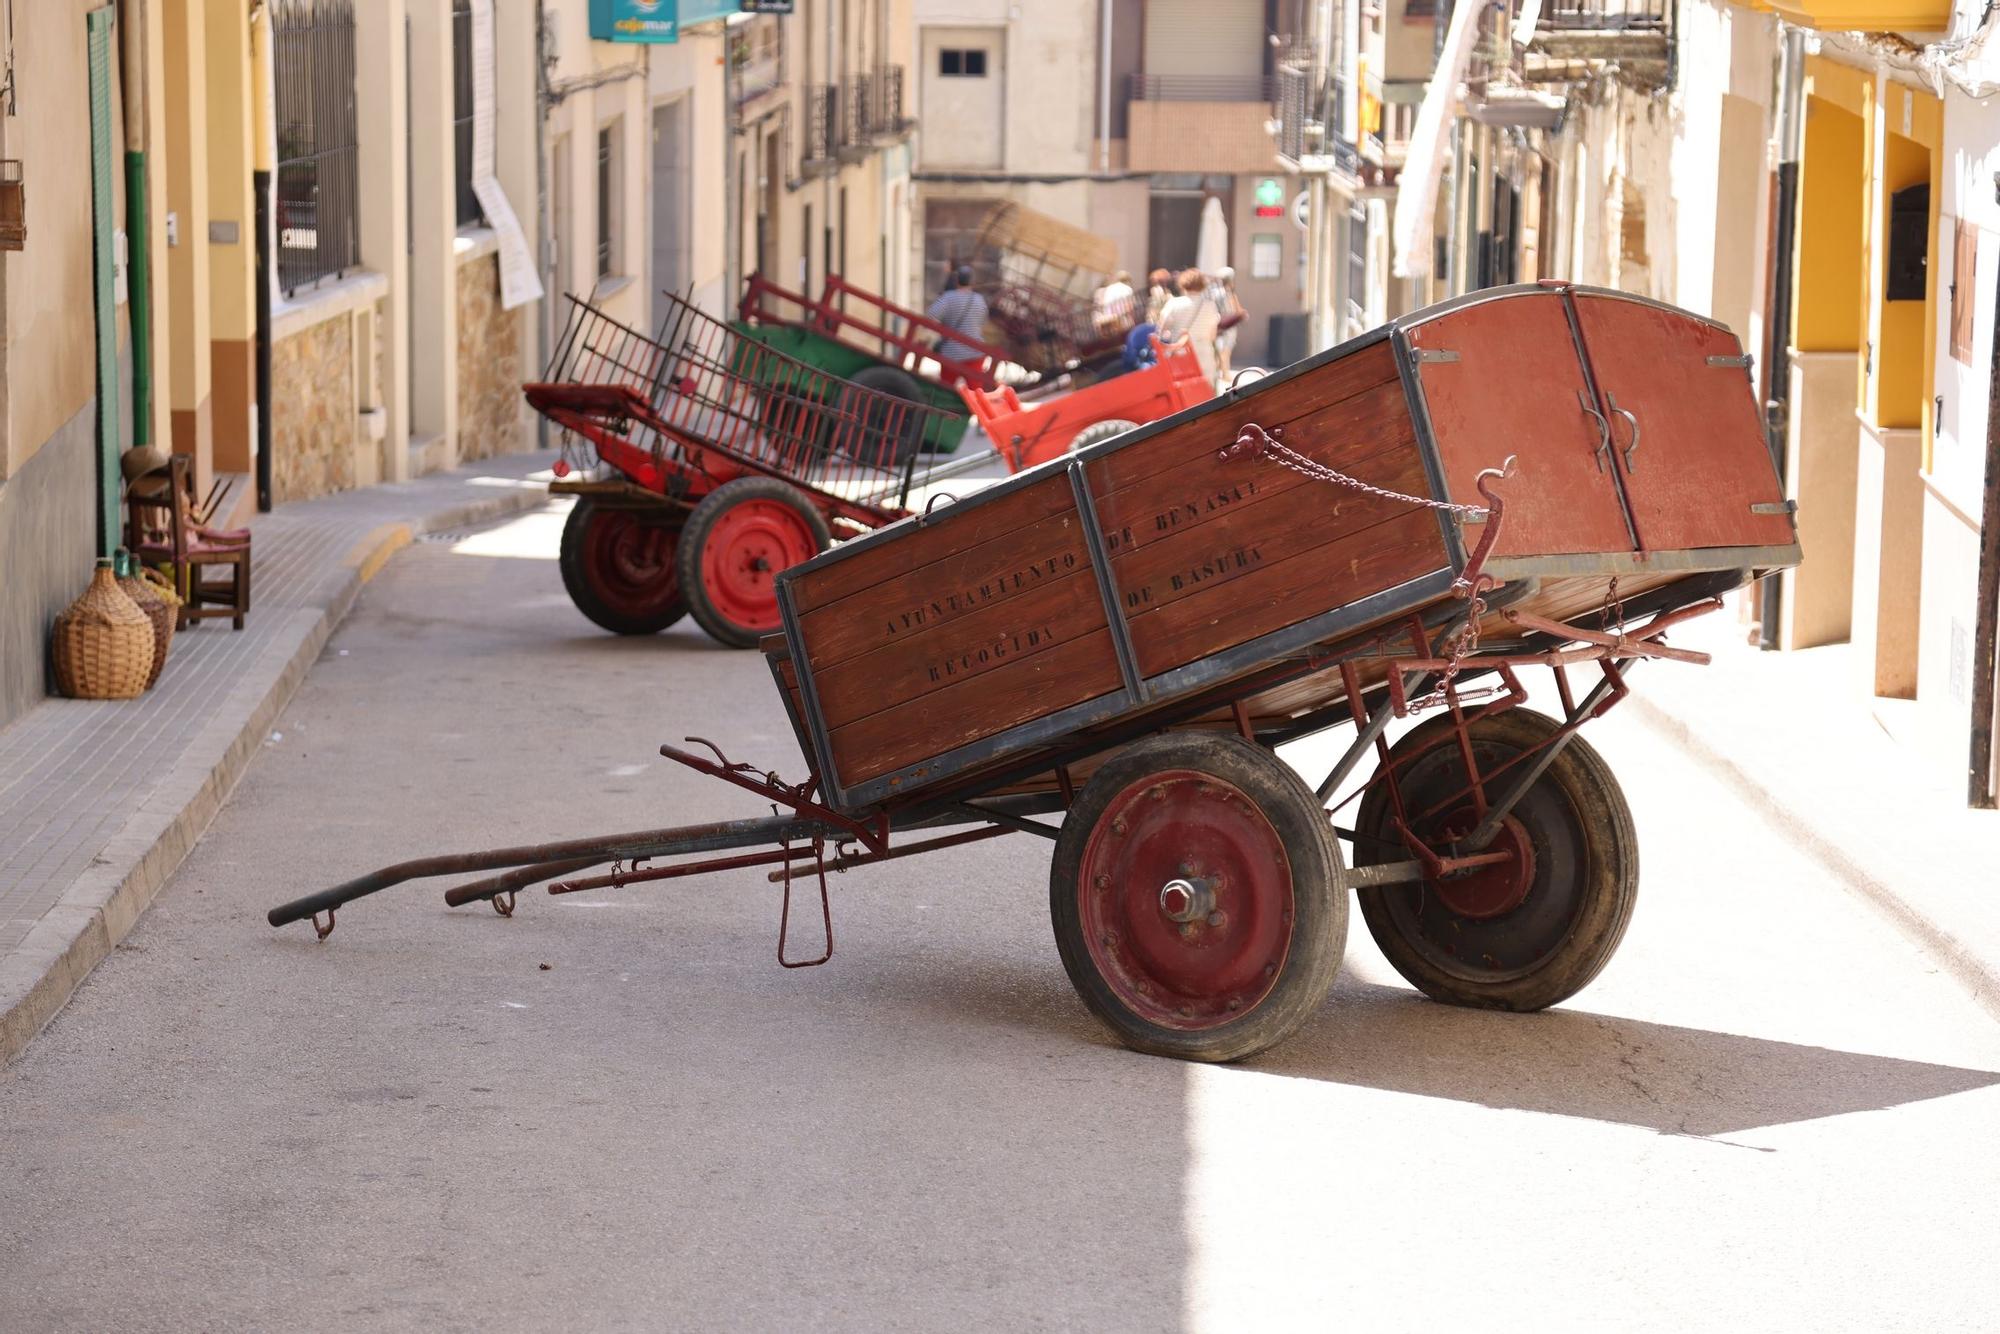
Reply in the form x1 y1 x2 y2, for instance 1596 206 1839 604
1111 817 1128 835
1094 874 1110 890
1207 911 1226 927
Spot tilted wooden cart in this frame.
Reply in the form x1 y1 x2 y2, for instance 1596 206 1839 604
273 284 1800 1063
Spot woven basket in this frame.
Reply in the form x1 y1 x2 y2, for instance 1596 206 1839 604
118 565 175 689
52 563 153 700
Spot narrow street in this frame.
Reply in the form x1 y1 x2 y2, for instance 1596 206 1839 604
3 503 1996 1331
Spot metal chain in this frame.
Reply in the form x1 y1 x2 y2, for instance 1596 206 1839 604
1227 424 1491 518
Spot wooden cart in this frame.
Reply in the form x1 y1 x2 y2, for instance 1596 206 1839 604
274 285 1800 1063
526 291 960 648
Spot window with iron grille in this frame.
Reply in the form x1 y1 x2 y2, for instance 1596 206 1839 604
272 0 362 296
451 0 483 229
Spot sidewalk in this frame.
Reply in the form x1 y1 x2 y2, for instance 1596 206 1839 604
0 451 557 1064
1629 603 2000 1021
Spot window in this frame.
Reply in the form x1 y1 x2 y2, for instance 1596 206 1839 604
939 48 987 77
271 0 362 295
1250 233 1282 281
596 124 618 279
450 0 483 229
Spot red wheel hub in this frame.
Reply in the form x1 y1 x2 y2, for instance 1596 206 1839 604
699 498 819 633
582 509 679 615
1427 809 1536 920
1077 770 1295 1031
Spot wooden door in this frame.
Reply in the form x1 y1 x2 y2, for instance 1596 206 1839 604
1569 293 1795 552
1404 290 1636 559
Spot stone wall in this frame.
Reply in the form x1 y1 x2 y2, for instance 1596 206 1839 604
270 314 356 505
454 252 524 462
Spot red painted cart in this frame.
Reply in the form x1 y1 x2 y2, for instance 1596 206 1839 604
275 285 1801 1065
956 336 1217 471
526 291 962 648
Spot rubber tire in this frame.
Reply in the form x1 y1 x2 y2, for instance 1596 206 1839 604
847 364 928 466
1067 418 1139 454
677 476 832 649
557 500 687 635
1354 708 1638 1011
1050 732 1349 1063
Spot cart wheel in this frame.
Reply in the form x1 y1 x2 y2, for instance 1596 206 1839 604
847 365 928 466
677 477 832 648
1050 733 1348 1063
1353 708 1637 1011
557 500 686 636
1067 419 1139 453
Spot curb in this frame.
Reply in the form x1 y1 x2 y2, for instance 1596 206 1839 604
0 487 550 1068
1628 694 2000 1024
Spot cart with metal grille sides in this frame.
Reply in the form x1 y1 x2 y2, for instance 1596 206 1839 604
527 290 967 648
273 284 1801 1064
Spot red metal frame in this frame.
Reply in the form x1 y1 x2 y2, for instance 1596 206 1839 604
739 272 1007 392
957 338 1217 471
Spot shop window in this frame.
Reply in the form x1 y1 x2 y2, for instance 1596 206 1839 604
1251 233 1282 281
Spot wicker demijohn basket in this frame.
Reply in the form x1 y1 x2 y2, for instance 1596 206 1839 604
118 561 175 689
52 561 153 700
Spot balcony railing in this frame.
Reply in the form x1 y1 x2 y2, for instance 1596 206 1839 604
1275 62 1314 161
877 63 909 132
1128 73 1276 103
803 83 839 172
1540 0 1670 29
843 74 872 156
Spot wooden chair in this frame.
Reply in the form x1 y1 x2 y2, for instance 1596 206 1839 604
129 455 251 631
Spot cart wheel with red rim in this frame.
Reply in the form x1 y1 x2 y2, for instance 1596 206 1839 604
557 499 687 636
1353 707 1638 1011
677 476 833 649
1049 732 1348 1063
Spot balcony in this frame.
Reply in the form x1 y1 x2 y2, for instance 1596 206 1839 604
841 75 872 162
1273 61 1362 183
802 84 840 177
875 63 913 136
1758 0 1949 28
1520 0 1674 89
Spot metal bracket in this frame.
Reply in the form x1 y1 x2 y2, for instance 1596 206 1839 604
1606 391 1640 472
1749 499 1797 516
1579 389 1612 473
1416 348 1460 364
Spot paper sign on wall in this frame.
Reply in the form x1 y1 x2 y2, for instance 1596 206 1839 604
473 0 544 310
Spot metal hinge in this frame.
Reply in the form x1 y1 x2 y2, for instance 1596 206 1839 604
1749 499 1797 516
1415 349 1460 364
1707 353 1753 370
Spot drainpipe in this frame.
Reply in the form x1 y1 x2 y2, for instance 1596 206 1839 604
724 18 739 306
118 0 151 451
824 0 836 283
1098 0 1112 173
1969 175 2000 807
250 1 275 512
1759 25 1805 650
535 0 552 446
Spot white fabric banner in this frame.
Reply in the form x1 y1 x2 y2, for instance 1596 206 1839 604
472 0 544 310
1391 0 1487 279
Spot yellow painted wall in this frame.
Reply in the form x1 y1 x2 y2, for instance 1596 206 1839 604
162 0 213 408
2 0 110 477
204 0 255 342
1794 96 1866 353
1874 131 1931 429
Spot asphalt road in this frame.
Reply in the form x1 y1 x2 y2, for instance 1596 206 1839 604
3 502 1997 1332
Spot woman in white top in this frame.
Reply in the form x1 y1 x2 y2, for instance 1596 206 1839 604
1157 268 1220 384
1208 266 1246 386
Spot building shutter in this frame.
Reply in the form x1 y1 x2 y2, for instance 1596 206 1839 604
1141 0 1264 81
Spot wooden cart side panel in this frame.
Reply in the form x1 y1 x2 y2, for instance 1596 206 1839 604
1568 293 1797 552
831 630 1126 785
1086 341 1402 500
1403 291 1638 558
785 471 1078 616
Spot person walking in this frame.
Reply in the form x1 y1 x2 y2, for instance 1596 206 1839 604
1093 270 1136 335
926 265 991 367
1145 268 1177 325
1208 266 1246 387
1157 268 1220 383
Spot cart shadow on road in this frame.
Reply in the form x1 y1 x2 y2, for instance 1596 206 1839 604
886 961 2000 1140
1259 979 2000 1138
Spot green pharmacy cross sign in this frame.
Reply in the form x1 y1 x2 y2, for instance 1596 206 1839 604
589 0 741 42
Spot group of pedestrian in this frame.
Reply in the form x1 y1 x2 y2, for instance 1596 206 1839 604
1101 265 1246 388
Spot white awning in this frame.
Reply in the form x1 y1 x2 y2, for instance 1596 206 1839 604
1391 0 1489 279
